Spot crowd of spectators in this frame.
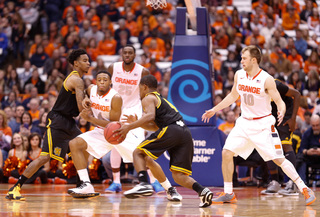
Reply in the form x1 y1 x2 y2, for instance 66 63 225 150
0 0 319 186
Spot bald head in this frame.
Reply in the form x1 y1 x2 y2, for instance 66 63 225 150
311 115 320 135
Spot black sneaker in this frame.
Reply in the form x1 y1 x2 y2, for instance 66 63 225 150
166 187 182 201
199 188 213 207
124 182 153 199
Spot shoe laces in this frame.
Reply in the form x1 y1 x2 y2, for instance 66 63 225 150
284 181 293 190
168 187 177 195
216 192 226 197
303 188 310 199
78 182 88 189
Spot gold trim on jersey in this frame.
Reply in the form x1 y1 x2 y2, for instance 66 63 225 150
63 71 78 93
292 134 301 153
170 165 192 176
137 127 168 160
45 118 64 162
146 92 161 108
281 132 293 145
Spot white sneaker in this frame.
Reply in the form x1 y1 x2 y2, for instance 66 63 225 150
68 181 100 198
166 187 183 201
124 182 153 199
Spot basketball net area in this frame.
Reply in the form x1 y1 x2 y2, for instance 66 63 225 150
146 0 200 31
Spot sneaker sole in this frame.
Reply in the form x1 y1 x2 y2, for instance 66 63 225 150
167 197 182 202
124 191 153 199
199 192 213 207
5 194 26 201
260 190 279 195
68 192 100 199
104 190 122 193
278 192 299 196
306 197 316 206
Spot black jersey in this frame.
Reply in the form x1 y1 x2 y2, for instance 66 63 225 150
147 92 183 129
52 71 80 118
271 79 293 122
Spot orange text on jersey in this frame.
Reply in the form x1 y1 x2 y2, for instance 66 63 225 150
238 84 261 94
115 77 138 85
91 102 110 112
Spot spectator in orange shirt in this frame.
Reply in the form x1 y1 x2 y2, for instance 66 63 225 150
29 34 42 58
245 27 266 49
137 7 158 32
86 8 101 29
211 13 224 32
86 38 99 61
270 44 287 65
149 61 162 83
97 29 117 55
217 0 232 19
252 0 268 13
307 8 320 30
212 27 229 49
140 53 151 69
62 0 85 24
304 50 320 75
60 17 80 38
288 48 304 69
218 110 236 135
148 38 164 61
143 32 165 54
125 12 139 37
156 14 175 34
282 6 300 30
282 0 301 14
100 15 114 34
28 98 40 125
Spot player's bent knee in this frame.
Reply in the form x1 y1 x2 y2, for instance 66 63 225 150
172 171 186 185
37 155 51 165
69 137 86 150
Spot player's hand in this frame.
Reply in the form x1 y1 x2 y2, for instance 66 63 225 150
283 118 296 132
121 114 138 123
80 109 92 121
113 124 130 141
82 97 91 110
202 108 216 123
277 111 285 126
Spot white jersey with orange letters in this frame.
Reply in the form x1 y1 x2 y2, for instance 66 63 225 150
111 62 145 161
77 86 134 162
223 68 285 161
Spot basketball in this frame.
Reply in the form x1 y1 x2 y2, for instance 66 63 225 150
104 122 125 145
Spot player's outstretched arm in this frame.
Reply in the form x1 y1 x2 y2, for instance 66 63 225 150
266 77 286 125
202 71 240 123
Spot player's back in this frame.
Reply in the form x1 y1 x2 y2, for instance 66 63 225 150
111 62 143 108
148 92 184 129
90 85 118 120
52 71 80 118
236 69 272 119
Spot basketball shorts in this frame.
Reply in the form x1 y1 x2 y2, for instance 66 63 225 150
224 116 284 162
41 111 82 162
276 122 293 145
119 104 145 152
138 121 194 175
79 127 135 162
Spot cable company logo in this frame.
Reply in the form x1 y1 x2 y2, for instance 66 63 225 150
193 139 215 163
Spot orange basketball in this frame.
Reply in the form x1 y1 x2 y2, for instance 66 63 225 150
104 122 125 145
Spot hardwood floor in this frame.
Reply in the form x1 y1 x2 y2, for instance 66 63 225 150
0 184 318 217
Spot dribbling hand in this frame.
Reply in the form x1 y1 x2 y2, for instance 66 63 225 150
121 114 138 124
202 108 216 123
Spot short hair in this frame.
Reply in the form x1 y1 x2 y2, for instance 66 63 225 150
96 71 112 80
67 49 87 65
123 44 136 54
242 45 262 64
140 75 158 89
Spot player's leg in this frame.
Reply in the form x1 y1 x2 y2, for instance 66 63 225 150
5 155 51 200
145 156 182 201
105 148 122 193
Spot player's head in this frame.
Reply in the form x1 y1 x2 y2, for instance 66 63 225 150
67 49 90 73
139 75 158 99
96 71 112 93
241 45 261 71
122 45 136 65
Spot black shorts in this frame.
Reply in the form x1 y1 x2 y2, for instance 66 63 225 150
276 123 293 145
41 111 82 162
138 122 194 175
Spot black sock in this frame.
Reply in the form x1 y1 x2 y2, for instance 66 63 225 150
138 171 149 183
14 175 28 188
266 161 279 182
285 151 296 167
192 182 205 196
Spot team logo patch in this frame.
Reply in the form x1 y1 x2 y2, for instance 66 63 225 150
54 147 62 156
272 133 278 137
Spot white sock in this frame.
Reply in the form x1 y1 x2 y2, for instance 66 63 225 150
224 182 233 194
279 159 307 192
113 171 121 184
160 178 172 191
77 169 90 183
148 170 156 183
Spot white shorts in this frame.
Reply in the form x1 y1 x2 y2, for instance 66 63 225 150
223 116 284 161
78 127 137 163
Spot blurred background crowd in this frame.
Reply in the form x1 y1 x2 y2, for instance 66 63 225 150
0 0 320 187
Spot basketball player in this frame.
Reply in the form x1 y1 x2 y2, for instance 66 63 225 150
67 71 123 198
115 75 213 207
105 45 166 194
202 45 316 205
261 79 301 196
6 49 90 200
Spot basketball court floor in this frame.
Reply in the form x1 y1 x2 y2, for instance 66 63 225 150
0 183 318 217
